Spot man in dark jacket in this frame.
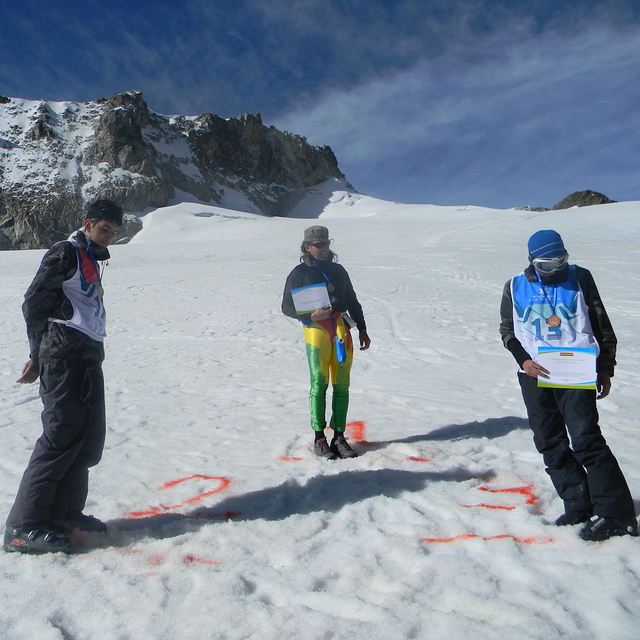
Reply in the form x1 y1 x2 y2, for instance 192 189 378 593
4 200 123 554
282 226 371 459
500 230 636 541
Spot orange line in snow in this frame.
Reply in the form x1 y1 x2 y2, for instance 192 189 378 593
158 475 229 491
406 456 430 462
278 456 304 462
477 485 539 505
461 503 516 510
421 534 554 544
147 553 168 566
183 555 220 566
463 485 540 510
421 534 478 543
346 421 366 441
128 475 231 518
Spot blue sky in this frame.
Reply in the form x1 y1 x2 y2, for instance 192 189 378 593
2 0 639 208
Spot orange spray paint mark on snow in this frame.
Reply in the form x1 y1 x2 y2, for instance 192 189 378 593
128 475 231 518
115 548 220 569
158 475 230 493
406 456 430 462
346 421 366 441
421 534 553 544
478 485 539 505
278 456 304 462
462 485 539 510
462 504 516 510
147 553 168 566
183 554 220 566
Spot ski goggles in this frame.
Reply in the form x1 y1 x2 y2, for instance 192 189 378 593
531 253 569 273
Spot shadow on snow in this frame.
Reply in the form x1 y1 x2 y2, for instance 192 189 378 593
77 415 528 552
360 415 530 452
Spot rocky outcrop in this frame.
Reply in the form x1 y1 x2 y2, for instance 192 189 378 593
187 111 345 215
0 91 350 249
514 206 549 212
516 190 616 212
552 190 615 210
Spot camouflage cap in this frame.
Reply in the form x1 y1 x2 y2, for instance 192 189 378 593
303 226 330 243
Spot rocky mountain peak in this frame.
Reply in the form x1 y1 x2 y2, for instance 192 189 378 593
84 91 154 174
25 102 58 141
0 91 351 249
552 190 616 210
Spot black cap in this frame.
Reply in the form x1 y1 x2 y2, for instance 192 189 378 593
85 199 124 226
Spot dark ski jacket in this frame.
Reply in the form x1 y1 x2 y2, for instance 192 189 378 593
281 256 367 332
23 230 110 363
499 264 617 375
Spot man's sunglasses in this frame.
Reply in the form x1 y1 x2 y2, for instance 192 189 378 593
309 241 331 248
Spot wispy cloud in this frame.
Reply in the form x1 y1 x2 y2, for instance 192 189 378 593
6 0 621 115
2 1 639 207
271 22 640 207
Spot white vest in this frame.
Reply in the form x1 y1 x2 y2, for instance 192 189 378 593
510 265 598 362
59 239 107 342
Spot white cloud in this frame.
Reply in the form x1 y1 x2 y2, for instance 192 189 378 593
271 22 640 207
4 2 639 207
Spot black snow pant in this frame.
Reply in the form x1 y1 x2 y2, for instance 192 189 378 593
518 372 635 519
6 359 106 528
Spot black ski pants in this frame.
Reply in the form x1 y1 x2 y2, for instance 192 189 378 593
6 359 106 528
518 372 634 519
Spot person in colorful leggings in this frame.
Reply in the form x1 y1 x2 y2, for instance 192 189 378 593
282 226 371 459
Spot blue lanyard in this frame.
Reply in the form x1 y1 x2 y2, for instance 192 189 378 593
535 271 557 314
311 258 332 286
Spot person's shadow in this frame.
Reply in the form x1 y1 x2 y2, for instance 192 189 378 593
358 415 530 452
78 416 529 552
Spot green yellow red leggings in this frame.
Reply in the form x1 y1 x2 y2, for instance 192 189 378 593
303 314 354 432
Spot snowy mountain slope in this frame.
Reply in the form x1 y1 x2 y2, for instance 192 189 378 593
0 198 639 640
0 92 348 249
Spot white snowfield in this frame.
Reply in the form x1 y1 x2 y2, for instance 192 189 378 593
1 182 639 640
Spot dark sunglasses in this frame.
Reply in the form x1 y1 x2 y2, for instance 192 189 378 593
309 241 331 248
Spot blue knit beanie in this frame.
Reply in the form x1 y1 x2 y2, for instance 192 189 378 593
527 230 566 258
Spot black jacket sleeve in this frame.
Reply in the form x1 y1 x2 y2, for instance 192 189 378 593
341 267 366 332
23 242 76 362
576 267 617 375
499 278 532 367
281 266 312 324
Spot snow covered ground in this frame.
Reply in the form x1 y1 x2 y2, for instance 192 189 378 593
1 184 640 639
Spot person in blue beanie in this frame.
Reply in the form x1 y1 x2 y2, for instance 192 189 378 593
499 230 637 541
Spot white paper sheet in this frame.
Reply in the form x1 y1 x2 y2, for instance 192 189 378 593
291 283 331 315
537 346 597 389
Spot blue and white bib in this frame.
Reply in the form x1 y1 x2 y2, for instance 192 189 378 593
511 265 598 362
